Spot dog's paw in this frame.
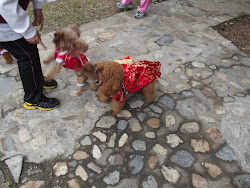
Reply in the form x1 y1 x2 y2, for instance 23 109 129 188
112 111 118 116
90 84 98 91
70 90 81 96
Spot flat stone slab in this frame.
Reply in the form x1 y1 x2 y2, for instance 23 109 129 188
0 75 16 97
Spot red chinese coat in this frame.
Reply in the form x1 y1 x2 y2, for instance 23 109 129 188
55 48 88 71
112 60 161 102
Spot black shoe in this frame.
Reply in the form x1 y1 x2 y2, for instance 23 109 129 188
44 79 57 89
23 95 60 111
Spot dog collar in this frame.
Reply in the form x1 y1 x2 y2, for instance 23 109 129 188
120 83 128 101
96 80 103 86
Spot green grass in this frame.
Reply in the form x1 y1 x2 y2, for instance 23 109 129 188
27 0 141 34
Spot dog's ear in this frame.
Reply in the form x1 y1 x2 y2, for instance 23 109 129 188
75 40 88 53
97 62 124 96
83 63 94 72
95 64 104 76
53 32 64 45
67 24 80 37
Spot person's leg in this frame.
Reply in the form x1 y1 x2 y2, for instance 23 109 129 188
1 38 43 104
134 0 149 19
137 0 150 12
1 38 59 110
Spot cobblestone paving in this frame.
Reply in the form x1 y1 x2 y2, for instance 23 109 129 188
0 0 250 187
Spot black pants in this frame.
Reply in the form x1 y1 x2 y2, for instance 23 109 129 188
0 38 43 104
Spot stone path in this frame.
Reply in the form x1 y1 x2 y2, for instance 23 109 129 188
0 0 250 187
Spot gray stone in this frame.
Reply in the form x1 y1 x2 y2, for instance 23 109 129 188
143 32 160 39
108 154 123 166
134 28 147 33
245 153 250 164
118 120 128 130
152 17 160 25
130 155 144 174
5 155 23 183
96 116 116 128
218 67 228 73
215 145 238 162
224 97 235 103
161 166 181 184
229 81 244 90
142 175 158 188
68 161 77 167
0 75 16 97
180 122 199 134
156 34 174 46
137 112 147 122
211 81 229 92
178 91 194 99
194 99 210 111
103 171 120 185
170 150 195 168
1 136 16 152
56 128 68 138
132 140 146 151
149 104 163 113
178 104 196 117
159 96 176 109
92 145 102 159
236 92 246 97
128 118 142 132
196 70 213 79
80 136 92 146
234 174 250 188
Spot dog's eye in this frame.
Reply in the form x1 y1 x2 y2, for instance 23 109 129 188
95 67 103 74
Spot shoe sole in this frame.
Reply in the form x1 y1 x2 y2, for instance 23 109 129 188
23 102 59 111
118 6 133 9
43 85 57 89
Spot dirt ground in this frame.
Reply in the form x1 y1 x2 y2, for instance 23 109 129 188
212 15 250 57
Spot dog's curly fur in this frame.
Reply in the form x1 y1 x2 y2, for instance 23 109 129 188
0 45 13 64
94 61 158 115
43 24 94 96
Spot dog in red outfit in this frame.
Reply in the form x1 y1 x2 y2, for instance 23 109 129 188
43 24 95 96
88 58 161 115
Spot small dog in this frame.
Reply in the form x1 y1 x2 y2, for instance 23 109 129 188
81 56 136 92
43 24 92 96
92 57 161 115
0 45 13 64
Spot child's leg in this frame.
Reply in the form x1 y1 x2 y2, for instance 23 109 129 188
138 0 150 12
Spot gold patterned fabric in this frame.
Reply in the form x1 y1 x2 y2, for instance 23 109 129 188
112 60 161 102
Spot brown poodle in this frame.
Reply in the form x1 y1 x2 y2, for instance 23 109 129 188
92 58 161 115
81 56 136 92
0 45 13 64
43 24 93 96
